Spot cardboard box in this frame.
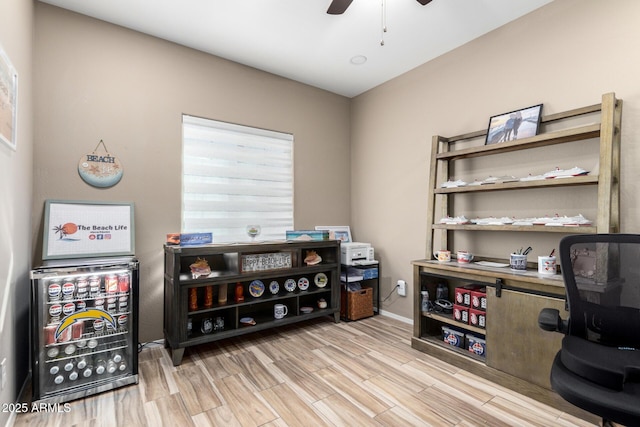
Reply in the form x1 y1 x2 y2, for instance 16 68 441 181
454 284 483 307
470 287 487 311
466 334 486 358
469 308 486 329
453 304 469 324
442 326 465 348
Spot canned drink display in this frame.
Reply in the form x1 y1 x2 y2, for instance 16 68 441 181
94 297 105 310
62 278 76 300
105 274 118 294
76 300 87 311
93 319 104 333
62 302 76 317
117 314 128 331
76 278 88 298
48 279 62 302
63 343 76 355
106 297 117 313
89 276 101 297
44 325 57 345
49 303 63 324
118 295 128 312
57 325 71 343
71 321 84 340
117 273 130 293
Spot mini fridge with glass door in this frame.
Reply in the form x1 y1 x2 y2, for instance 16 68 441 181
30 257 139 404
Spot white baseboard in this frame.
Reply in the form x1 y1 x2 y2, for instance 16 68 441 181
378 310 413 325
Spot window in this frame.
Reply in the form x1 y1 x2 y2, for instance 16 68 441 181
182 115 294 242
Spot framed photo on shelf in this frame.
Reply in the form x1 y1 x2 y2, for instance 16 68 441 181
485 104 542 145
315 225 352 243
0 44 18 151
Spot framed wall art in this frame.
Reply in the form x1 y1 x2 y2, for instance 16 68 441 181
485 104 542 145
0 44 18 151
43 200 135 260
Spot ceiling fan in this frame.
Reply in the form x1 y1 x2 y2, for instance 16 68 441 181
327 0 433 15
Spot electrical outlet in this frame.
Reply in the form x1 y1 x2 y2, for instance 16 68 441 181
397 280 406 297
1 358 6 390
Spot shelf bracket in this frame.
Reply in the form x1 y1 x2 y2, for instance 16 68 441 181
495 278 503 298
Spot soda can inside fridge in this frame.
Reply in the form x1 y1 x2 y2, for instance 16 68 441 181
30 257 139 404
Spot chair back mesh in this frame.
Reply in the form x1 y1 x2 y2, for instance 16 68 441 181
560 234 640 347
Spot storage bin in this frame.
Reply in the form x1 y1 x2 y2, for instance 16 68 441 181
466 334 487 358
441 326 465 348
340 286 373 320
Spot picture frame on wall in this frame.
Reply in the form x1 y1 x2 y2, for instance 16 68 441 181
0 44 18 151
315 225 352 243
485 104 543 145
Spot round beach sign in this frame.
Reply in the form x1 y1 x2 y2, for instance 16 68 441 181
78 140 123 188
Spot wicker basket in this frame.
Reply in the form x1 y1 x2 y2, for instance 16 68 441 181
341 287 374 321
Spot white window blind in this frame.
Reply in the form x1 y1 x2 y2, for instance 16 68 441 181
182 115 294 242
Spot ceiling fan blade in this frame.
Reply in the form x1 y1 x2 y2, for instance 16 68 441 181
327 0 354 15
416 0 433 5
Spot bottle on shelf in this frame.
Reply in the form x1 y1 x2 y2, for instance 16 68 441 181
111 351 123 364
68 369 79 381
82 365 93 378
53 374 65 385
95 358 107 375
76 355 88 370
106 359 118 374
189 288 198 311
49 363 61 376
118 361 127 372
234 282 244 303
218 284 228 304
204 285 213 308
63 359 75 372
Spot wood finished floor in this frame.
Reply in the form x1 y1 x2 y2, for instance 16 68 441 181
14 316 599 427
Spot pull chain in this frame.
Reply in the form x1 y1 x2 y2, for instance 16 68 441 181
380 0 387 46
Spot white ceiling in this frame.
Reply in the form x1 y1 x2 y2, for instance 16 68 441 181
38 0 552 98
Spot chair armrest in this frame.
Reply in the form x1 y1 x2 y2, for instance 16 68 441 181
538 308 568 333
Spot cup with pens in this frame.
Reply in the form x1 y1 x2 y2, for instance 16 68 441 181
538 249 557 275
510 246 532 271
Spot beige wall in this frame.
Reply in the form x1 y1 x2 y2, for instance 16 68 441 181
33 3 351 342
0 0 33 419
30 0 640 344
351 0 640 320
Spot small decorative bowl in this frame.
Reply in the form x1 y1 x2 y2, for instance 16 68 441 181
317 299 327 309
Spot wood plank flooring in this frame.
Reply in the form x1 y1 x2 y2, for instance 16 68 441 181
13 316 600 427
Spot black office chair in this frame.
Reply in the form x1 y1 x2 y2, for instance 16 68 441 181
538 234 640 427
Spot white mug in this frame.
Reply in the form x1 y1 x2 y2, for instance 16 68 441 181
274 303 288 319
433 250 451 262
538 256 557 275
457 251 474 264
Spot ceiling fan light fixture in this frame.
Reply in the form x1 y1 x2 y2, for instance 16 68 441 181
350 55 367 65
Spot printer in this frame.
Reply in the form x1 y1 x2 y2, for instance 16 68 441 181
341 242 376 265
